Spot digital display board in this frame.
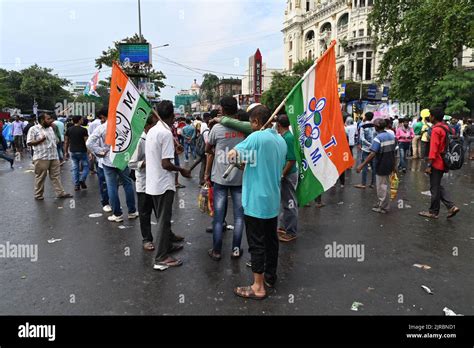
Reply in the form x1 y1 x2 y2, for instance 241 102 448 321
119 43 151 65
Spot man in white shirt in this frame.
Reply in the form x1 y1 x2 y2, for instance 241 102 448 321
146 101 191 271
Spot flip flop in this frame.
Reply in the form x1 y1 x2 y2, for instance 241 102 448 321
418 211 439 219
233 286 267 300
278 233 297 242
447 206 460 219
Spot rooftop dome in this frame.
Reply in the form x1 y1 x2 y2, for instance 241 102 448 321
191 79 200 89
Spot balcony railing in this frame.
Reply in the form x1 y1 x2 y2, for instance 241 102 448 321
305 38 315 47
346 36 373 48
337 24 348 34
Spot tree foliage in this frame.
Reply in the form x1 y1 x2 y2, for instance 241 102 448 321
429 69 474 116
0 65 71 112
261 58 314 112
369 0 474 107
95 34 166 96
200 73 219 104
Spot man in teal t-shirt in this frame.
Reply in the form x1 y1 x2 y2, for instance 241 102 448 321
276 114 298 242
227 105 286 300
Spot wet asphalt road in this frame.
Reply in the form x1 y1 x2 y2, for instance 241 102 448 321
0 152 473 315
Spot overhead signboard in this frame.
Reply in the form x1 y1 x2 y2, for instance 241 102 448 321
119 43 152 65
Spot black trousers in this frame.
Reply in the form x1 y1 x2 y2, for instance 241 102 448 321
244 215 278 278
137 192 155 243
429 169 454 215
152 190 175 262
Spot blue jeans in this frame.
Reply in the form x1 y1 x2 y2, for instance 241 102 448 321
398 142 410 170
71 152 89 186
212 183 244 253
103 165 136 216
184 141 196 160
97 164 109 207
361 151 376 186
57 142 64 161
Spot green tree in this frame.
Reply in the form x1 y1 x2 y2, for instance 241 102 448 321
200 73 219 104
261 58 314 112
0 65 71 112
95 34 166 96
369 0 474 105
428 69 474 116
0 69 15 109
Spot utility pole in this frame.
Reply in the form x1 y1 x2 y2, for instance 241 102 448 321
138 0 142 42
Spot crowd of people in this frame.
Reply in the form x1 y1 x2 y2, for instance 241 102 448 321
0 99 471 300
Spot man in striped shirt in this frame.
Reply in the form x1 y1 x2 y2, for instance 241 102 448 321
26 113 72 201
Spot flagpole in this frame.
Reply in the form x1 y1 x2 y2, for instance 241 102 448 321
261 40 337 130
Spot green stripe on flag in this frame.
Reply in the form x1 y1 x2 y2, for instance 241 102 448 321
112 95 151 170
286 83 324 207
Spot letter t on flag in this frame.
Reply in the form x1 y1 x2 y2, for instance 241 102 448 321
105 62 152 170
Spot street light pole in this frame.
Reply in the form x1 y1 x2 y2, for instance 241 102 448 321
138 0 142 42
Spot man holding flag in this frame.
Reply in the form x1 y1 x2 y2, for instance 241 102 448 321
87 62 153 222
226 40 353 299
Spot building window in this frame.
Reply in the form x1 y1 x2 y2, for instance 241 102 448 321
350 60 355 79
368 0 373 6
356 59 363 80
289 41 293 51
289 1 292 11
366 59 372 80
338 65 345 81
366 51 372 58
305 30 315 41
359 29 364 37
357 52 364 58
367 27 372 36
289 59 293 70
306 0 310 12
360 0 365 7
308 50 313 60
353 31 356 38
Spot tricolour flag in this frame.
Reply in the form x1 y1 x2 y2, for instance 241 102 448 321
105 62 152 170
286 40 354 206
83 71 100 97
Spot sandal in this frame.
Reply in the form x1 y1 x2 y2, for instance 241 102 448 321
418 211 439 219
57 193 73 199
143 242 155 251
208 249 221 261
233 286 267 300
447 206 460 219
354 184 366 189
278 233 297 242
175 183 186 189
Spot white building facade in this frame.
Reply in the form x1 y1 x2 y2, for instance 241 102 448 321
283 0 380 84
283 0 473 86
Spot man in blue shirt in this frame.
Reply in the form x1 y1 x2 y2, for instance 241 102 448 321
227 105 287 300
182 118 196 162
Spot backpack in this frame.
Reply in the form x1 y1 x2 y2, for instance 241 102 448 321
195 129 209 157
436 124 464 171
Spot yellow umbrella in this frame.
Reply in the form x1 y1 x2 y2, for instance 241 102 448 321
420 109 430 119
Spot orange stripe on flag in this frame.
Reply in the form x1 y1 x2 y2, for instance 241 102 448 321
106 62 129 147
314 42 354 173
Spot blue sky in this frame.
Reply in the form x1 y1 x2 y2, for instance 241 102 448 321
0 0 285 101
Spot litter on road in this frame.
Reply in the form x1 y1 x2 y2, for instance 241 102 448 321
421 285 434 294
47 238 62 244
413 264 431 270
